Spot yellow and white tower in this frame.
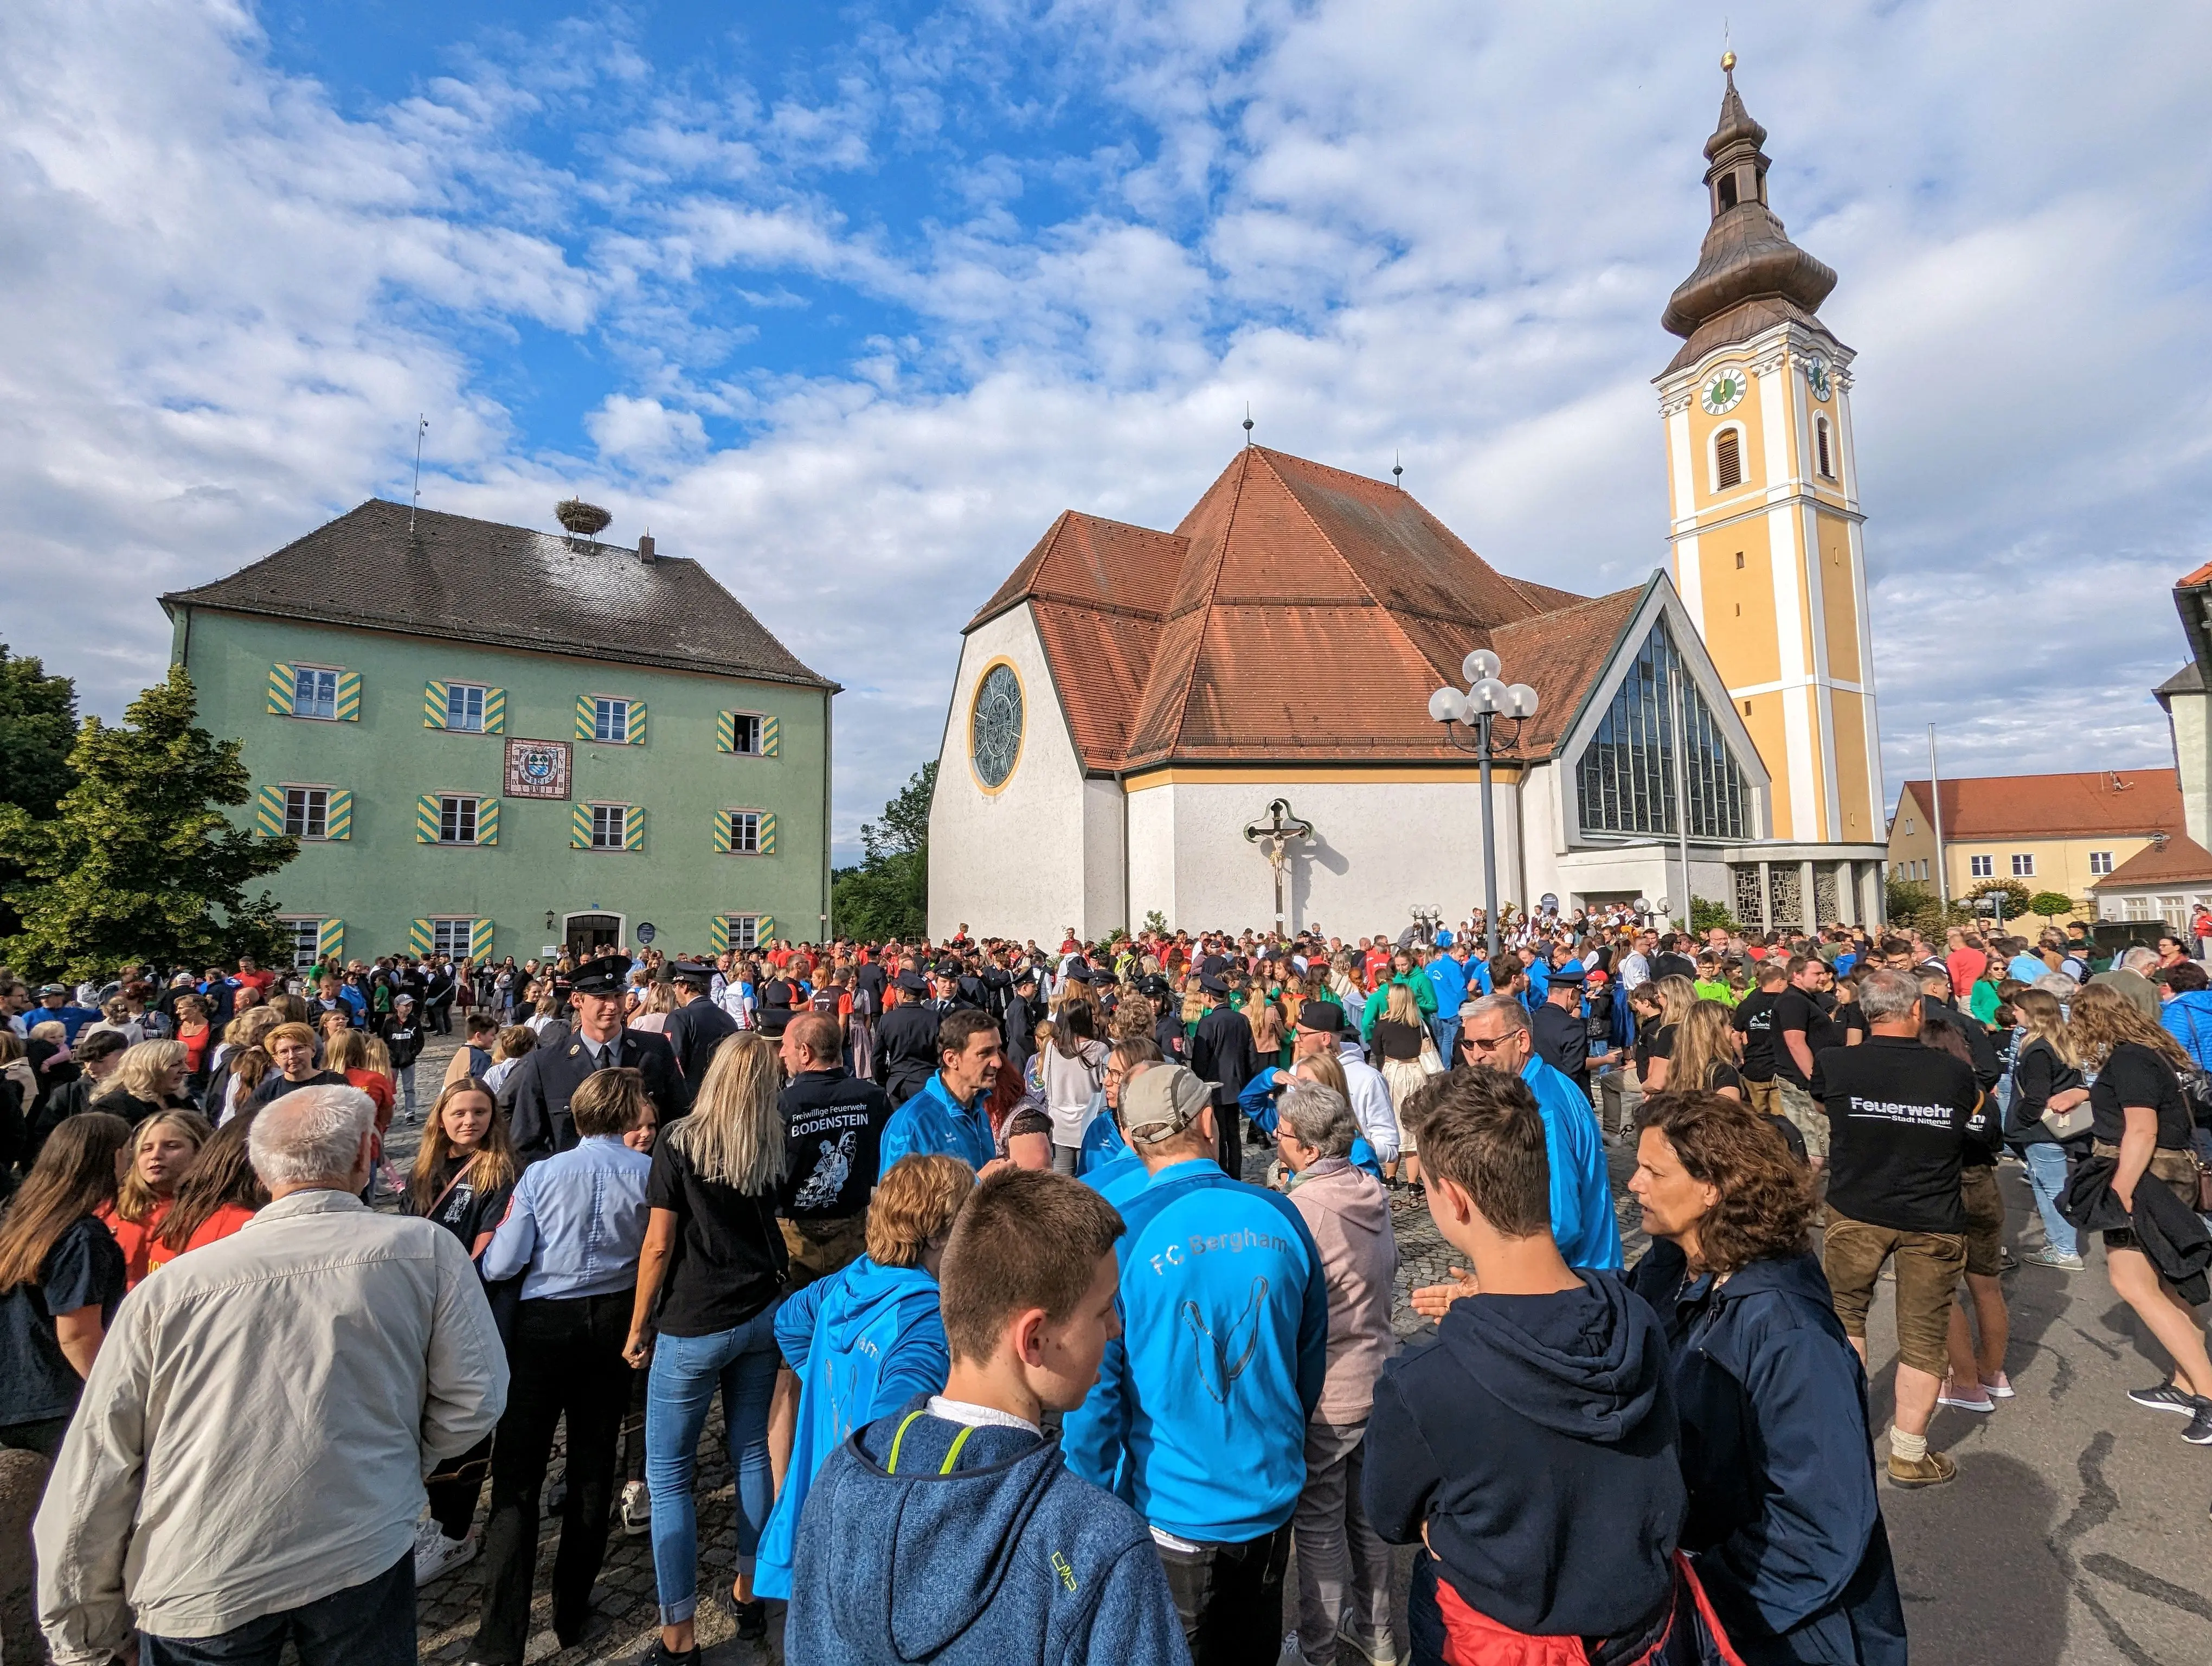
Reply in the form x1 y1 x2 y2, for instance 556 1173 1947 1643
1656 56 1883 848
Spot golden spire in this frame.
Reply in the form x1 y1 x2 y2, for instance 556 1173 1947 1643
1721 49 1736 72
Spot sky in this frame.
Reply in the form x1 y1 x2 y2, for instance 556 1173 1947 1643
4 0 2208 865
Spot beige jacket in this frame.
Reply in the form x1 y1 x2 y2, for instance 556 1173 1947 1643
35 1190 507 1663
1287 1156 1400 1424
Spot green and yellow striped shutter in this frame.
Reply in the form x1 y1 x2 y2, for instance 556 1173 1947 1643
715 711 736 753
757 916 776 941
317 919 345 961
762 716 779 757
575 694 596 740
475 797 499 845
326 790 353 841
483 687 506 734
571 804 594 849
627 701 647 746
712 809 732 853
708 915 730 954
415 794 441 843
758 812 777 855
334 670 362 722
623 804 645 850
470 918 496 960
267 663 297 716
409 918 433 957
254 785 286 837
424 680 448 728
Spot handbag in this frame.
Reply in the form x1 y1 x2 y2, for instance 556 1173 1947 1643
2040 1100 2094 1142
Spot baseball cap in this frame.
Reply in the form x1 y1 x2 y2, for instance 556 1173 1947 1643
1121 1065 1212 1146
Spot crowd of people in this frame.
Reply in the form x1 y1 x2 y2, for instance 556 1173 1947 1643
0 901 2207 1665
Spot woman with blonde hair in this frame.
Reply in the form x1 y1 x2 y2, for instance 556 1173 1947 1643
2068 981 2212 1436
326 1028 396 1133
625 1034 791 1655
1668 1001 1744 1101
1636 975 1700 1092
630 980 678 1035
97 1108 211 1287
90 1039 192 1124
2002 987 2090 1270
1040 995 1108 1173
1245 985 1285 1064
754 1154 972 1603
1370 980 1430 1114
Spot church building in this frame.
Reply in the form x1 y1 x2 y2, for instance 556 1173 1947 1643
928 61 1889 944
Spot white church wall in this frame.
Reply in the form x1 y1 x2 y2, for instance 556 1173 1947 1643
928 604 1090 944
1139 777 1525 938
1082 778 1127 940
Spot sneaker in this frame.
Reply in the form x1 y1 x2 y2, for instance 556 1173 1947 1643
2023 1246 2085 1271
413 1525 478 1585
1336 1618 1406 1666
1997 1248 2018 1271
715 1586 769 1642
1279 1633 1303 1663
1980 1373 2016 1400
2184 1399 2212 1446
1936 1381 1995 1413
647 1645 699 1666
1886 1449 1958 1488
2127 1381 2200 1415
620 1479 651 1536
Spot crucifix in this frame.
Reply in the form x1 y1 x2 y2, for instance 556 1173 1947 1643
1243 798 1315 937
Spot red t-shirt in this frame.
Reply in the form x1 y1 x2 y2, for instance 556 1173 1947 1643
143 1202 258 1276
98 1197 172 1289
346 1068 395 1133
234 969 278 999
178 1022 212 1077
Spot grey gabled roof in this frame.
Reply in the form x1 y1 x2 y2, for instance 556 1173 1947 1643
162 499 838 691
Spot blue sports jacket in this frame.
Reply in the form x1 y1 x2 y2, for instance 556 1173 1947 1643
1519 1056 1623 1271
878 1071 995 1175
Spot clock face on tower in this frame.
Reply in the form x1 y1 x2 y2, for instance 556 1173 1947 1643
1700 368 1746 415
1803 354 1832 402
970 663 1024 790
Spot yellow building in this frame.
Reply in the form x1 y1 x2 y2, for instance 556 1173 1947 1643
1656 59 1883 854
1885 770 2186 927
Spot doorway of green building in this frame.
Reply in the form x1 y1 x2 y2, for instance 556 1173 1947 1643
564 912 624 959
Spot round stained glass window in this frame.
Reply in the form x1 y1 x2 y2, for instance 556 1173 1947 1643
971 663 1024 789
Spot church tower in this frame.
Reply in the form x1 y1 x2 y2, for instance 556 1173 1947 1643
1656 55 1882 848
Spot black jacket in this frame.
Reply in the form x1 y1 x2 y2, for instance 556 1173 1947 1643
380 1014 425 1070
499 1027 687 1161
871 1004 941 1107
1625 1242 1907 1664
1920 997 2001 1089
665 996 741 1084
1188 1004 1257 1111
778 1067 893 1219
2060 1152 2212 1303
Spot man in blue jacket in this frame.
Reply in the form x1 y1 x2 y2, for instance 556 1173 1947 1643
1062 1065 1327 1664
1457 995 1622 1271
1424 943 1469 1066
785 1168 1187 1666
878 1008 1005 1176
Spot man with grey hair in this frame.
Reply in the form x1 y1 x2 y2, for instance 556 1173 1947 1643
1276 1080 1400 1666
36 1085 507 1665
1809 969 1988 1489
2090 945 2162 1020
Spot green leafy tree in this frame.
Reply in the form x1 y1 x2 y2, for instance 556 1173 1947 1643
1886 877 1936 921
0 644 81 940
0 666 297 979
1687 896 1739 934
831 761 935 943
1967 877 2033 925
2028 890 2079 925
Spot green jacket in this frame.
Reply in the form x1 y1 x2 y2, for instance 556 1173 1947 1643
1360 970 1437 1040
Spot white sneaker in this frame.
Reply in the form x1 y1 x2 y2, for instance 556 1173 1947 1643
414 1525 477 1585
1337 1618 1406 1666
621 1479 652 1536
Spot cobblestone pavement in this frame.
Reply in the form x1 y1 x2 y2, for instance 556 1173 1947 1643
385 1037 1649 1664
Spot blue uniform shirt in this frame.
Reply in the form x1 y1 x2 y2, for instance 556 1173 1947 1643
878 1071 995 1175
481 1134 652 1298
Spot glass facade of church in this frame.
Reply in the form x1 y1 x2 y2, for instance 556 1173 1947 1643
1575 619 1751 842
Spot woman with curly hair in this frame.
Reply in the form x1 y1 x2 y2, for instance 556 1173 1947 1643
1626 1090 1906 1663
2069 981 2212 1436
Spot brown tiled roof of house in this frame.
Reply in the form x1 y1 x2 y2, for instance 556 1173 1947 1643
966 445 1645 773
1897 770 2183 842
2091 831 2212 889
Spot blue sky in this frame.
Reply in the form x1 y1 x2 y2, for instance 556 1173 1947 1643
4 1 2210 866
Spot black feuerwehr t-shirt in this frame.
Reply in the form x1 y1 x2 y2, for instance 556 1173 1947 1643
1731 989 1780 1080
1811 1036 1983 1234
2089 1041 2191 1150
1771 989 1837 1088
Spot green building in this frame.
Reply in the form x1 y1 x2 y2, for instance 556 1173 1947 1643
162 499 837 969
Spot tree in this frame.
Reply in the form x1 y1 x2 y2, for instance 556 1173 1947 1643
1967 877 2033 926
2028 890 2079 925
1687 896 1739 934
0 644 81 941
831 761 935 943
0 666 297 979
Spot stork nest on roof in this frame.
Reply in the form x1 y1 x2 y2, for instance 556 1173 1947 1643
555 498 613 536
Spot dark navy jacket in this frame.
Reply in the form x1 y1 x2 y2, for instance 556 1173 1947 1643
1626 1241 1907 1665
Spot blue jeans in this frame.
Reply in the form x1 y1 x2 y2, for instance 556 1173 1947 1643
142 1553 413 1664
645 1304 782 1625
1430 1016 1459 1071
2022 1142 2077 1257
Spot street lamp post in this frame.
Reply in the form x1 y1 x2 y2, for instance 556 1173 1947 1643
1429 650 1540 965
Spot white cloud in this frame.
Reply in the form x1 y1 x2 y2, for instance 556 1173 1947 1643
4 0 2210 868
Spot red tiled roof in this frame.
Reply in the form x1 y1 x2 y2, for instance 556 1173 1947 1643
2090 831 2212 889
1897 771 2183 842
966 445 1632 772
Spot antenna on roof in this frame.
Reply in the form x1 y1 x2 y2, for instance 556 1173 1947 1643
1243 403 1255 448
1392 450 1404 490
409 415 428 533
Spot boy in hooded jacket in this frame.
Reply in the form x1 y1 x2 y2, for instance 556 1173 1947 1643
785 1167 1189 1666
1366 1068 1693 1665
754 1154 971 1604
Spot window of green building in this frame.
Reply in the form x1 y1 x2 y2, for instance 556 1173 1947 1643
283 787 329 838
293 668 338 720
438 796 480 843
592 697 631 744
446 683 486 732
